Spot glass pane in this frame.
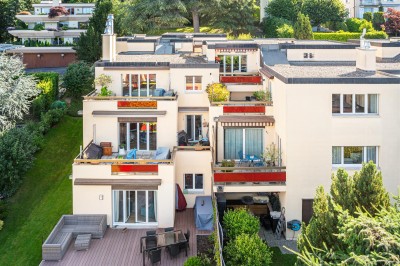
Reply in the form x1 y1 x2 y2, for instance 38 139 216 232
332 146 341 164
344 146 363 164
139 122 148 150
195 174 203 189
187 116 193 141
241 55 247 72
137 191 146 223
343 94 353 113
224 128 243 159
113 191 124 223
233 56 240 72
125 191 130 222
148 191 156 222
332 94 340 113
194 76 202 90
130 123 138 150
149 122 157 150
195 115 202 140
140 74 147 96
225 56 232 73
132 75 139 96
122 74 129 96
128 191 135 223
355 94 365 113
119 123 127 149
368 94 378 113
366 146 376 164
185 76 193 90
185 174 193 189
217 55 224 72
245 128 263 159
149 74 156 95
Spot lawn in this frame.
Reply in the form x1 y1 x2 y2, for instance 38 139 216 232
0 116 82 266
271 246 297 266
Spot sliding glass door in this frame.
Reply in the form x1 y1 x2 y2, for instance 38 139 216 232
119 122 157 151
113 190 157 225
224 128 263 159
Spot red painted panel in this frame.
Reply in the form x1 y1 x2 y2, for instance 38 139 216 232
214 172 286 182
117 101 157 109
223 106 265 113
220 76 262 84
111 164 158 173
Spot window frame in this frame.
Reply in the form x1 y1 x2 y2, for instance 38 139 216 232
183 173 204 194
217 54 247 75
332 146 378 167
186 115 202 142
185 76 202 92
121 73 156 97
332 93 378 115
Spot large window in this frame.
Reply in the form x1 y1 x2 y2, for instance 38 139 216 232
224 128 263 159
121 74 156 97
217 55 247 75
184 174 203 193
185 76 202 91
120 122 157 151
332 94 378 114
186 115 202 142
332 146 377 166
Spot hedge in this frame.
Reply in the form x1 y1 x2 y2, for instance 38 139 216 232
313 31 388 42
31 72 59 119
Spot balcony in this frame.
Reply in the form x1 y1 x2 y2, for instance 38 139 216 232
16 14 91 23
84 90 178 101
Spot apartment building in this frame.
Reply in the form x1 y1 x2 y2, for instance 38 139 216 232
72 15 400 238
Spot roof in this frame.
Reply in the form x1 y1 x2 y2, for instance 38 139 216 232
115 53 208 64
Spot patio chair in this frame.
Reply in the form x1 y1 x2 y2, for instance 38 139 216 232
146 230 156 236
166 243 181 258
164 227 174 232
238 150 248 164
148 248 161 265
145 235 157 251
184 229 190 249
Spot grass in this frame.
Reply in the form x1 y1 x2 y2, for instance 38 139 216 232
271 246 297 266
0 116 83 266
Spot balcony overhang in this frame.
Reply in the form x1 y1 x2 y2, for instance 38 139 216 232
74 178 161 190
92 110 166 116
216 115 274 126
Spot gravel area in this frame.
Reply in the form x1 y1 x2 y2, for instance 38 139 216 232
259 227 298 255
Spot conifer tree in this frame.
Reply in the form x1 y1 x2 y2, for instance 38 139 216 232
293 12 313 40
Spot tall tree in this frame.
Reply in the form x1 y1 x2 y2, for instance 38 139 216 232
330 168 355 214
293 12 313 40
74 0 112 63
266 0 300 22
0 54 39 132
182 0 216 33
302 0 347 30
123 0 188 34
383 8 400 36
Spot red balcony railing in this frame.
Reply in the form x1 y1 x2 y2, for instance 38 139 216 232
223 105 265 113
213 166 286 184
220 76 262 84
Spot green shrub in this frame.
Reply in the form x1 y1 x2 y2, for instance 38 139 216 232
313 31 387 42
225 233 273 266
50 100 67 109
33 23 44 31
63 61 94 99
345 18 373 32
363 12 373 22
372 12 385 31
0 199 7 220
262 16 292 38
38 108 66 135
32 95 47 119
223 208 260 240
206 83 229 102
184 255 211 266
276 24 294 38
324 21 348 31
253 90 271 101
31 72 59 118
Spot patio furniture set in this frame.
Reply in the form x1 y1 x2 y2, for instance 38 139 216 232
42 214 107 261
140 228 190 265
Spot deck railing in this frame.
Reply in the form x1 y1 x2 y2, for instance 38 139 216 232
83 90 178 101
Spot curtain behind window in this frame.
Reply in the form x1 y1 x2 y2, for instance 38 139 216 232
224 128 243 159
366 146 377 163
332 146 341 164
245 128 263 158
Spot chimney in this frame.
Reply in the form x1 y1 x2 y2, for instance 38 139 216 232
102 14 116 62
356 29 376 72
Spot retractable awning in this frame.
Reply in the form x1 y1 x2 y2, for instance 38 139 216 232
217 115 275 127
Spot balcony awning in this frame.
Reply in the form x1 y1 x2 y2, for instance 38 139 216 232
74 178 161 190
217 115 275 127
92 110 166 116
178 107 209 112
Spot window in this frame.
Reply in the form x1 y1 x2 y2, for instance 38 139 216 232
332 94 378 114
224 128 263 160
186 115 202 141
332 146 377 166
121 74 156 96
217 55 247 75
119 122 157 151
303 53 308 59
184 174 203 193
185 76 202 91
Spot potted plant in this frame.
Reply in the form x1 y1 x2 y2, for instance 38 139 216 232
194 142 203 151
253 90 271 101
206 83 229 102
261 143 281 166
94 74 113 96
118 144 126 156
221 159 235 172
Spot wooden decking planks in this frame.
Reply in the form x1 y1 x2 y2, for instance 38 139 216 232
40 208 213 266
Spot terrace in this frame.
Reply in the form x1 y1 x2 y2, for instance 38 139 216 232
39 209 210 266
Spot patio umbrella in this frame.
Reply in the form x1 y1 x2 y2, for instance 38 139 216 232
176 184 187 211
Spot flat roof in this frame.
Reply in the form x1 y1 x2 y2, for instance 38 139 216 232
115 53 208 64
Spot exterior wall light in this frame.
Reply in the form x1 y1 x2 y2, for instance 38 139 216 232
99 194 104 200
61 53 65 57
37 54 41 58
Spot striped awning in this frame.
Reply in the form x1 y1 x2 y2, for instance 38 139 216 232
217 115 275 127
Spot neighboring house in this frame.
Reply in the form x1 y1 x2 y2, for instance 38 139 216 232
72 15 400 238
7 0 94 68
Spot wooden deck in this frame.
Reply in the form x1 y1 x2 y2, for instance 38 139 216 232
40 209 211 266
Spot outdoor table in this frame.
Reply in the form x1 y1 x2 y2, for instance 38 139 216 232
194 196 213 230
140 230 186 266
246 154 261 166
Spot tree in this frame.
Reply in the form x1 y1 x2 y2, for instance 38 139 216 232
210 0 256 36
330 168 355 214
383 8 400 36
302 0 347 30
74 0 112 63
225 234 273 266
223 208 260 240
0 54 39 132
372 11 385 31
123 0 188 34
182 0 216 33
63 61 94 99
205 83 229 102
293 12 313 40
262 16 292 37
265 0 300 22
363 11 372 22
48 6 69 18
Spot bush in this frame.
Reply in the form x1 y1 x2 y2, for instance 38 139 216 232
253 90 271 101
372 12 385 31
262 16 292 38
363 12 373 22
38 108 66 135
276 24 294 38
50 100 67 109
206 83 229 102
63 61 94 99
184 255 211 266
0 199 7 220
33 23 44 31
313 31 387 42
31 72 59 118
48 6 69 18
32 95 47 119
223 208 260 240
345 18 373 32
225 234 272 266
324 21 348 31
